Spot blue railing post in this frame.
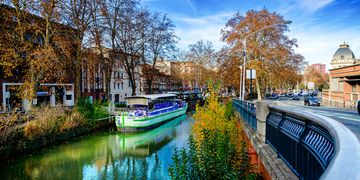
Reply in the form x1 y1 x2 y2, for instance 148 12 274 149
232 99 257 131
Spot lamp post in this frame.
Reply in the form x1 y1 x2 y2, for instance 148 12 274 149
239 23 285 101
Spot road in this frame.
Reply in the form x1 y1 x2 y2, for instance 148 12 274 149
271 96 360 139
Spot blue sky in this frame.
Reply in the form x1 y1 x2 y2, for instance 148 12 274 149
141 0 360 69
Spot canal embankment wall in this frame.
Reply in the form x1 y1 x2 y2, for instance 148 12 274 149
0 118 114 161
235 101 298 180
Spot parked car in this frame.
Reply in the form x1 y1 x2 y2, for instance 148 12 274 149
270 94 279 99
304 97 320 106
292 95 300 100
357 100 360 115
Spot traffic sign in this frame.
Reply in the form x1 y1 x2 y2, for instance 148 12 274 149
246 69 256 79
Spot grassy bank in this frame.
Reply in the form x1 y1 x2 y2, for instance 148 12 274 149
0 99 113 161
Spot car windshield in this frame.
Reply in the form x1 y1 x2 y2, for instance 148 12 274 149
309 97 317 101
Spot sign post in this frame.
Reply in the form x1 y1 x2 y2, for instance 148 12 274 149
246 69 256 101
308 82 315 90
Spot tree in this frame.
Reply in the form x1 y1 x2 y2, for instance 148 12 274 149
303 66 329 91
98 0 123 100
141 12 177 94
222 9 306 99
116 0 143 95
216 46 241 94
61 0 96 100
169 81 257 179
0 1 74 110
186 40 216 90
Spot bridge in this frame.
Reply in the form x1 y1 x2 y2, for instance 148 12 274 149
232 99 360 179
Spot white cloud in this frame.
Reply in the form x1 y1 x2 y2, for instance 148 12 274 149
171 12 234 50
297 0 334 12
185 0 197 14
278 0 334 16
289 24 360 70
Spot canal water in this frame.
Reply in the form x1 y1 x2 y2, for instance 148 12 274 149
0 114 193 180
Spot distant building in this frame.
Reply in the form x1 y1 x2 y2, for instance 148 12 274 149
171 61 202 90
311 63 326 73
0 4 76 112
81 48 141 103
330 43 359 69
322 43 360 108
141 60 182 94
322 64 360 108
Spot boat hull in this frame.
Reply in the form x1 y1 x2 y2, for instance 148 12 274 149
116 106 187 132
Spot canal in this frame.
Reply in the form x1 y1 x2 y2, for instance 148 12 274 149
0 114 193 180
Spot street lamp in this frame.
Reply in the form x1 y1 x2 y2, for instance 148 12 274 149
239 23 285 101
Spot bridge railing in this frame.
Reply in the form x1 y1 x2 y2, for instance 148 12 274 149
232 99 257 131
232 100 360 179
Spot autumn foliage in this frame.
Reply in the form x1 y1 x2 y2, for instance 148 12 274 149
220 9 306 99
303 66 329 90
169 81 256 179
192 82 239 143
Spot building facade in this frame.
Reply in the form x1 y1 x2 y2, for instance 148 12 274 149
141 60 182 94
0 4 76 112
311 63 326 73
330 43 359 69
81 48 141 103
322 64 360 108
171 61 202 90
322 43 360 108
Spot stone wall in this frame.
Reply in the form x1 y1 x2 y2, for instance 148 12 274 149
235 100 298 179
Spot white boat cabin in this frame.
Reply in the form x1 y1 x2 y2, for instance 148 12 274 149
125 94 186 117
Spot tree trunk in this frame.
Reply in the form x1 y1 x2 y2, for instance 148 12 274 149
256 78 262 100
105 70 111 101
147 79 152 94
74 47 82 101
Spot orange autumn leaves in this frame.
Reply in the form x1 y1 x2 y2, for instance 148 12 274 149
192 81 241 145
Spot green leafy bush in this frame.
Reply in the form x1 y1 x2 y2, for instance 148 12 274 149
114 103 127 108
224 100 234 120
169 131 256 180
75 97 109 120
169 81 257 179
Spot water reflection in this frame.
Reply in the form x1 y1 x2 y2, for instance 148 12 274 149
0 114 192 180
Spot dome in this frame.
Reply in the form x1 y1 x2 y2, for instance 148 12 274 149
333 43 356 60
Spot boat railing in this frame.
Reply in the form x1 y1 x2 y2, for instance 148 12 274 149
105 107 131 115
146 104 180 116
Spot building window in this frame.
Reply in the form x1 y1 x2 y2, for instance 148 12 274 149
115 94 119 102
128 81 131 87
66 95 72 100
352 84 356 92
331 78 339 91
117 82 120 89
113 82 116 89
339 78 344 92
121 82 123 89
341 55 344 59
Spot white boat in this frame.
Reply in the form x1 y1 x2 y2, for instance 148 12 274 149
115 94 188 132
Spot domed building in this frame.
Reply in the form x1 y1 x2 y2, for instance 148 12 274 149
330 43 359 69
322 43 360 109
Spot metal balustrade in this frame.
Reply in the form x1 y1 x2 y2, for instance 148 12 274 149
267 105 360 180
232 99 257 131
232 99 360 179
